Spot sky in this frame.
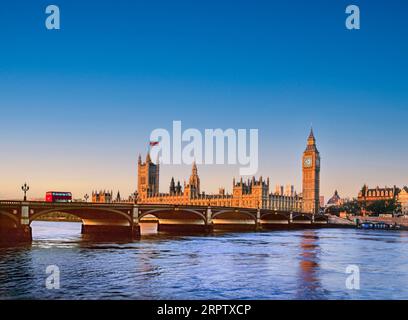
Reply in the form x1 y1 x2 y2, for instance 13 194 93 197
0 0 407 201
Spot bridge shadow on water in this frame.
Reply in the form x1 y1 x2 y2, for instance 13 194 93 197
28 221 236 247
2 220 333 249
26 221 299 246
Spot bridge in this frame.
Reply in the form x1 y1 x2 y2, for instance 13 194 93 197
0 201 328 243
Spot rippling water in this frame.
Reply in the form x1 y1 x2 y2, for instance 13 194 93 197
1 221 408 300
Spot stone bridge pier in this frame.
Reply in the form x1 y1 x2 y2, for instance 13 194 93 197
0 202 32 244
19 203 33 242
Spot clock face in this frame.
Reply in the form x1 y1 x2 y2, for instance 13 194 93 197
304 157 312 167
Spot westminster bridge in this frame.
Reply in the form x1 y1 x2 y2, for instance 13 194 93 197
0 201 328 243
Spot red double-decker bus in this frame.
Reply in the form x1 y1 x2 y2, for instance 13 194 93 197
45 191 72 203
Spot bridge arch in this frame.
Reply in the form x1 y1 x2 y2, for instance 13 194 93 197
261 212 289 220
292 213 313 221
0 210 19 227
314 215 328 222
29 207 133 225
139 208 206 222
212 209 256 221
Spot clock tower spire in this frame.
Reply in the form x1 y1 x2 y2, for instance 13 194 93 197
302 128 320 214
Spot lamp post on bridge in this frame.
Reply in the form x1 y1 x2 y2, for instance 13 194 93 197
21 183 29 201
84 194 89 202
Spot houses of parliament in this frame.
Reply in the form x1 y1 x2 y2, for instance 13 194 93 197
136 130 321 214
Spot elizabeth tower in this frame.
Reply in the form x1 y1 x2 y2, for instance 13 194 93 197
302 129 320 214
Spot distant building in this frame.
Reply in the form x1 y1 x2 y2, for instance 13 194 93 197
275 185 284 196
274 184 297 197
137 158 302 211
358 185 399 205
92 190 123 203
136 130 318 213
397 187 408 215
92 190 113 203
327 190 342 207
137 153 159 201
271 184 302 211
92 190 128 203
269 190 302 212
285 185 295 197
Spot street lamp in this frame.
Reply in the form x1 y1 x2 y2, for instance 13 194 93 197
84 194 89 202
21 183 29 201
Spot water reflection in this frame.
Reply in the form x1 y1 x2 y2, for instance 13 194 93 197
296 230 322 299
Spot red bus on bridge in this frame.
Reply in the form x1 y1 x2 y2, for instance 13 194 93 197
45 191 72 203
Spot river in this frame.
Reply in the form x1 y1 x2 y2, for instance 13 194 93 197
1 221 408 300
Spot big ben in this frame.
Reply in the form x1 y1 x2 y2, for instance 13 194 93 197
302 128 320 214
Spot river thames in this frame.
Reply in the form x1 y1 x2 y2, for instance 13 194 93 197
1 221 408 300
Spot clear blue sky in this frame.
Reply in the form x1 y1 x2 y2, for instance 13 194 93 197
0 0 407 200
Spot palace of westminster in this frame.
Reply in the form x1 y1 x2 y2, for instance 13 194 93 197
93 130 321 214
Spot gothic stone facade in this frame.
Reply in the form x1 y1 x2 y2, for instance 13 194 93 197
92 190 122 203
92 190 113 203
137 131 319 213
302 129 320 214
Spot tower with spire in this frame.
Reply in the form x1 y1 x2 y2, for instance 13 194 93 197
188 161 200 196
302 128 321 214
137 153 160 200
183 161 201 199
169 177 176 195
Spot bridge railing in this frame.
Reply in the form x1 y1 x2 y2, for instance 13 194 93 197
0 200 23 205
0 200 322 218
